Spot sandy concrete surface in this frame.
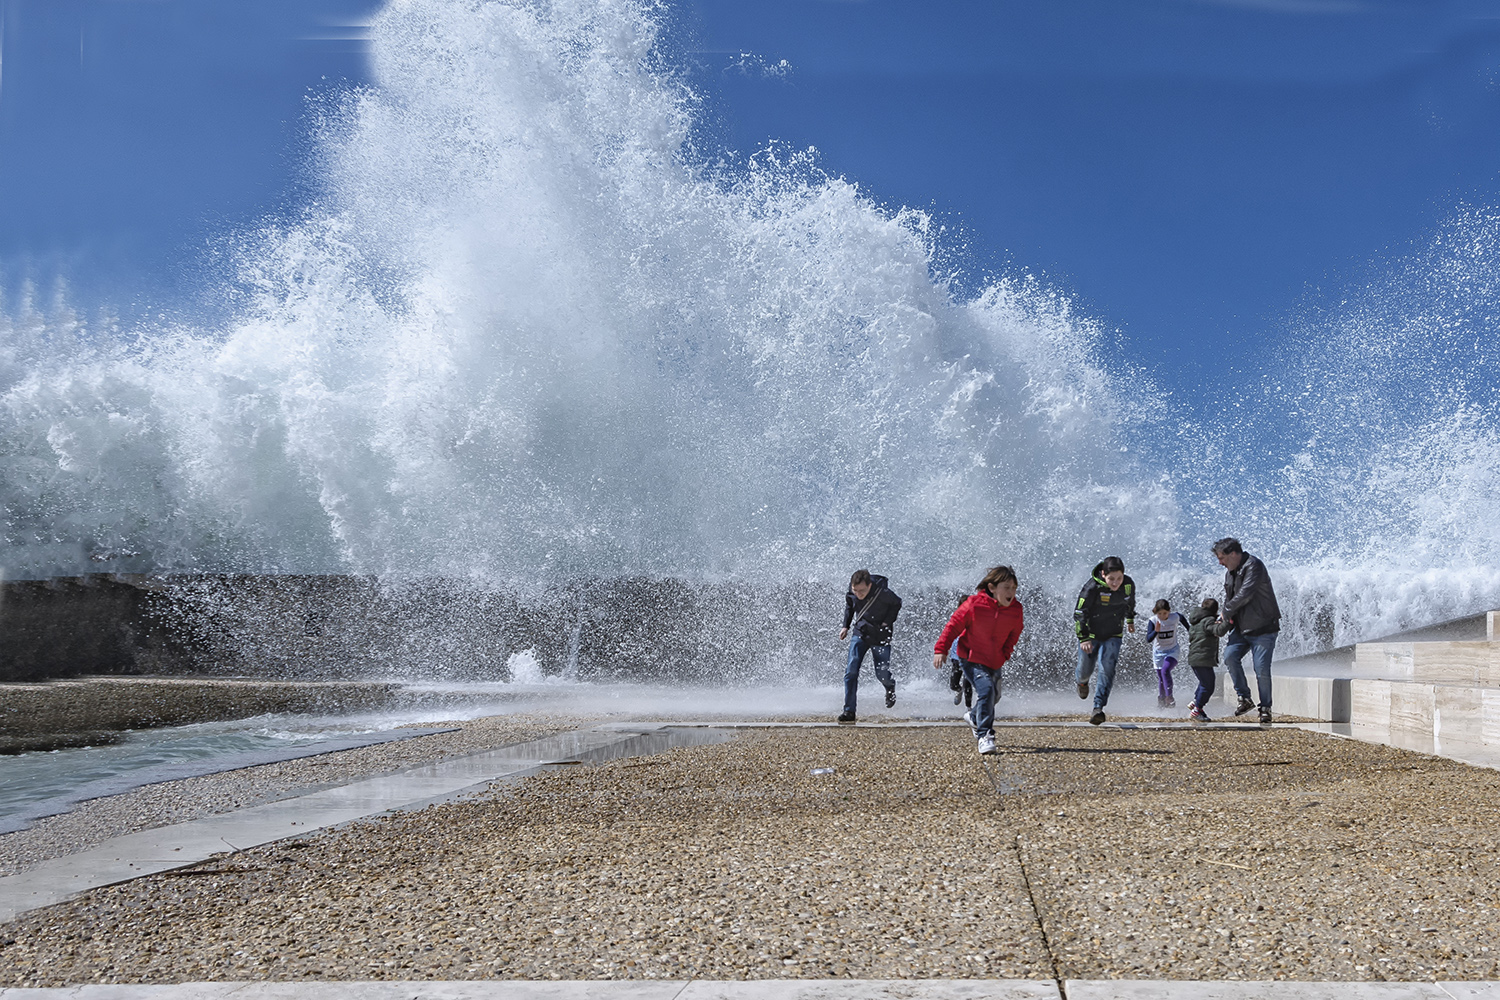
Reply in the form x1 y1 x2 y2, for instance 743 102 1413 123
3 724 1499 986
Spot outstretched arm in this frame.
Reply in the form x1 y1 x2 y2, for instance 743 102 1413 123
932 600 970 668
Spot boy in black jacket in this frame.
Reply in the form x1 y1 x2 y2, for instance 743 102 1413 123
838 569 902 723
1073 556 1136 725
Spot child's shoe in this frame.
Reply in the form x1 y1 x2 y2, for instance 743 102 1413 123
1189 703 1210 722
977 734 998 755
1165 697 1176 708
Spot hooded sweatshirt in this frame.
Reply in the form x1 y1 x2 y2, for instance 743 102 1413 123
1073 563 1137 642
933 590 1024 671
1187 606 1221 668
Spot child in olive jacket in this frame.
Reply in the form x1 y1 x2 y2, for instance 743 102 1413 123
1186 597 1221 722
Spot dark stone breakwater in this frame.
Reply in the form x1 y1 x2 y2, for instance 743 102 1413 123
0 573 1118 688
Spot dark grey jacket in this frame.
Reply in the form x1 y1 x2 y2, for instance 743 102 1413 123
843 575 902 646
1186 606 1221 667
1222 553 1280 636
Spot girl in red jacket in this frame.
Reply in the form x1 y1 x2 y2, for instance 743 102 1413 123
932 565 1024 756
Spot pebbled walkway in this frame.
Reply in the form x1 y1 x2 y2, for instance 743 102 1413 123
5 725 1500 988
0 979 1498 998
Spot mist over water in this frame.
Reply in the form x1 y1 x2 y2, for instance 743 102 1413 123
1 0 1498 677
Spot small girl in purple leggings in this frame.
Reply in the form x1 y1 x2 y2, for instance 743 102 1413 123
1144 599 1189 709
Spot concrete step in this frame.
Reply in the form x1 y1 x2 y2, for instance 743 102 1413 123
1353 611 1500 684
1207 672 1350 722
1348 677 1500 752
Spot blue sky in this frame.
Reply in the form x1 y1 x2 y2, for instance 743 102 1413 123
3 0 1500 395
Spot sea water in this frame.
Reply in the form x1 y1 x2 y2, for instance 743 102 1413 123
0 715 462 835
1 0 1498 684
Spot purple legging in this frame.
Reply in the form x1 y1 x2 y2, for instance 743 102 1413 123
1154 649 1178 701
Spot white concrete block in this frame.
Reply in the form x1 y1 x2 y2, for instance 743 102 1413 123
1439 980 1500 999
0 983 1061 1000
1434 686 1484 750
1066 981 1449 999
1354 641 1500 685
1350 678 1393 730
1483 689 1500 748
679 981 1060 999
1355 643 1415 679
1390 683 1436 736
228 982 689 999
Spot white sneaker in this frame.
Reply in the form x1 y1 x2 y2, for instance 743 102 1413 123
976 734 998 755
963 710 974 730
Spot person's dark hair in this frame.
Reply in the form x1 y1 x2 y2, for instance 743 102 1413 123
849 569 873 588
1211 538 1243 557
1153 598 1171 613
977 565 1017 592
1097 555 1125 576
1201 597 1220 615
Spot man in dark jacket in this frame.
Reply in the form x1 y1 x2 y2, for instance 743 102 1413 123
1213 537 1281 724
838 569 902 722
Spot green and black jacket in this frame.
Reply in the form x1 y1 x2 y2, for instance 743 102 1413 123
1073 565 1136 642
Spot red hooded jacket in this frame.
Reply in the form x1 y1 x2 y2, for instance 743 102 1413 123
933 591 1024 671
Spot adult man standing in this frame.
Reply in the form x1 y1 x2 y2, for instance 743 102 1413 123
837 569 902 723
1213 537 1281 724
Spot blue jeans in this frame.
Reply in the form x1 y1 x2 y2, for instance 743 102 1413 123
1076 636 1122 710
1190 665 1217 709
961 659 1000 738
843 635 893 715
1224 629 1277 710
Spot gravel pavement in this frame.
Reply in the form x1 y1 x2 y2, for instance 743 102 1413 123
3 724 1499 986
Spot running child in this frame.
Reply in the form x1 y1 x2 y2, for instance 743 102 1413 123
1186 597 1222 722
1144 598 1189 708
932 565 1024 756
1073 556 1136 725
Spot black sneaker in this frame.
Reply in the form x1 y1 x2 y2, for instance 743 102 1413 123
1089 710 1106 726
885 687 896 708
1258 707 1272 725
1076 681 1089 700
1233 696 1255 717
837 711 856 723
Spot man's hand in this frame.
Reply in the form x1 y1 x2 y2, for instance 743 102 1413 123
1127 621 1136 634
839 628 849 640
932 653 945 671
1080 640 1094 654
